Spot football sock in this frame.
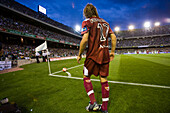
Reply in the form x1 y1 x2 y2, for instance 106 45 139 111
101 81 109 111
83 77 96 104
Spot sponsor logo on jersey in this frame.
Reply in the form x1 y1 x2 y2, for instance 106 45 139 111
105 86 109 91
85 79 91 83
100 45 109 48
82 27 87 32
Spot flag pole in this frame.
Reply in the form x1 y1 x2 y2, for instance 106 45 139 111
46 41 51 75
46 48 51 75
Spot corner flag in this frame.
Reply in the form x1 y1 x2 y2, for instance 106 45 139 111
35 41 47 52
35 41 51 74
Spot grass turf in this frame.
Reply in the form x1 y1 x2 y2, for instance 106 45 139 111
0 54 170 113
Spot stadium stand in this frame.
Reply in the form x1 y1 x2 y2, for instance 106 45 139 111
0 0 80 35
116 47 170 54
115 25 170 54
115 25 170 38
49 48 79 57
116 36 170 47
0 15 81 44
0 43 79 61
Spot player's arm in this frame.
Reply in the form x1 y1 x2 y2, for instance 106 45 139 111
77 32 89 63
110 33 116 61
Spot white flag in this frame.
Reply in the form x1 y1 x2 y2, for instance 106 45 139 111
35 41 47 52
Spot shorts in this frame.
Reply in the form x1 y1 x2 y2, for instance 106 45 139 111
83 58 109 77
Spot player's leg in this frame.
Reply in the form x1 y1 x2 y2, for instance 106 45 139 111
99 63 109 113
100 76 109 112
83 59 99 111
83 75 99 111
83 75 96 104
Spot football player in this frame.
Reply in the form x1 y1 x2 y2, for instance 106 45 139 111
77 3 116 113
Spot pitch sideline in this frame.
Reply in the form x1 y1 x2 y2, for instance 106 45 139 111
49 64 170 89
51 64 84 75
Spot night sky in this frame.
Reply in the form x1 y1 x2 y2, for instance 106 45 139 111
15 0 170 31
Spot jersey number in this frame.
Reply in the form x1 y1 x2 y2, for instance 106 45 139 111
97 23 109 41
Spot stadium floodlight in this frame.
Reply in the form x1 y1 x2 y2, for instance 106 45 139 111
114 26 120 32
144 21 151 28
154 22 160 26
75 25 81 32
128 25 135 30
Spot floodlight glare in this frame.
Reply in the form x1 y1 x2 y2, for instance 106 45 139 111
154 22 160 26
114 26 120 32
144 21 151 28
165 18 170 23
128 25 135 30
75 25 81 31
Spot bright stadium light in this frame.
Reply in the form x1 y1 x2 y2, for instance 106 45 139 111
114 26 120 32
144 21 151 28
128 25 135 30
75 25 81 32
154 22 160 26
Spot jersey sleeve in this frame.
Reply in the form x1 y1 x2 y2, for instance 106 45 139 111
81 19 91 35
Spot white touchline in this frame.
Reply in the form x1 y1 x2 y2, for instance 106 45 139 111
49 74 170 89
49 64 170 89
51 64 84 74
66 72 71 77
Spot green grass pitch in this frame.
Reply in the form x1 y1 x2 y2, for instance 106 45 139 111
0 54 170 113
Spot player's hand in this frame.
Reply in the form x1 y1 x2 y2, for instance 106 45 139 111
77 55 81 63
110 52 115 61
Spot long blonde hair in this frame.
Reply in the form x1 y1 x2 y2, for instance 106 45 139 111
83 3 99 18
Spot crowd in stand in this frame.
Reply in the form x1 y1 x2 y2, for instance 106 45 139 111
0 44 35 61
116 47 169 54
0 43 80 61
115 25 170 38
0 0 79 35
0 15 81 44
49 48 80 57
1 40 169 61
116 36 170 47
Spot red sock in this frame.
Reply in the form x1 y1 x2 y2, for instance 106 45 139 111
84 77 96 104
101 81 109 111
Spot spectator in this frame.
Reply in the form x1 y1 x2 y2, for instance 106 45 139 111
35 52 40 63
